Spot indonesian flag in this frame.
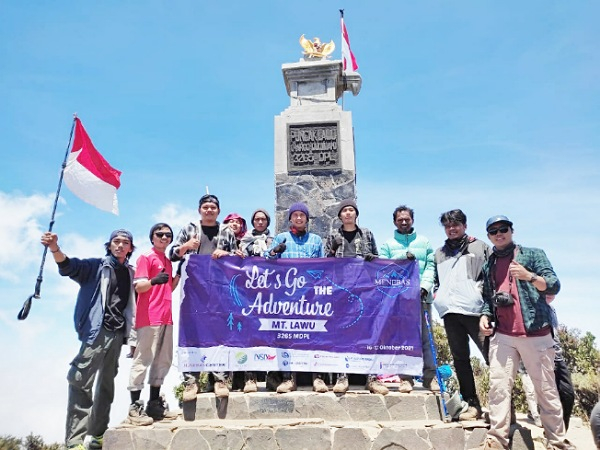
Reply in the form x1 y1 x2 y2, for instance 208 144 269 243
63 118 121 215
340 11 359 73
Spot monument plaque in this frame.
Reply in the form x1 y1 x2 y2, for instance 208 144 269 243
287 122 340 172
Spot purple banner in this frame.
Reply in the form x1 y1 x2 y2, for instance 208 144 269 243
178 256 423 374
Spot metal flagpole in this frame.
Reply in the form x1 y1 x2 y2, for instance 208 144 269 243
18 115 78 320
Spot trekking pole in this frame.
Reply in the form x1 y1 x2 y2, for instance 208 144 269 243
424 308 451 422
18 116 77 321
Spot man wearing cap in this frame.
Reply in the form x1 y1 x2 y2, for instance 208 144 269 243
170 194 238 400
266 202 324 393
477 215 573 450
379 205 437 394
41 229 137 450
127 223 178 424
324 199 388 395
433 209 490 420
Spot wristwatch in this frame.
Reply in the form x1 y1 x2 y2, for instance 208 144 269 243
529 273 538 283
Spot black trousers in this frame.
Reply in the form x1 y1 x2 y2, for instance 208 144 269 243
443 313 489 406
554 358 575 429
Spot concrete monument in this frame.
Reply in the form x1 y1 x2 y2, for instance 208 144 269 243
273 36 362 237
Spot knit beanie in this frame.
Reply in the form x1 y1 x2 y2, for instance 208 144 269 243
337 199 359 218
288 202 310 220
251 209 271 227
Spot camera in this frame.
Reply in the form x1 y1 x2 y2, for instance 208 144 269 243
493 290 515 307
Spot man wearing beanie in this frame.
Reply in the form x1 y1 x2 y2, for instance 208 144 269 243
266 201 324 393
170 193 237 400
477 216 573 450
324 199 388 395
40 229 137 450
433 209 490 421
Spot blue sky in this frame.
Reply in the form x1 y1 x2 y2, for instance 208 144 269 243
1 1 599 443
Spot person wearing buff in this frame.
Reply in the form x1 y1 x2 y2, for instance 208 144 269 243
433 209 490 421
324 199 387 395
266 202 324 393
170 194 237 400
127 223 179 424
240 209 273 257
40 229 137 450
477 215 574 450
223 212 247 258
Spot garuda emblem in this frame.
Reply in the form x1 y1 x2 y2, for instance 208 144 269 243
299 35 335 59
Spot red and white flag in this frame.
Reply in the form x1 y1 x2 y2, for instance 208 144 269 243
63 118 122 215
340 10 359 73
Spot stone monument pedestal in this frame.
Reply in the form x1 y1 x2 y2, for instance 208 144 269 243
273 59 361 237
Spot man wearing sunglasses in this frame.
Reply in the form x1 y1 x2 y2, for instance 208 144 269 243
477 215 573 450
127 223 178 425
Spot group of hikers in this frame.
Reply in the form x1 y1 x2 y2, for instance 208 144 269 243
41 193 592 449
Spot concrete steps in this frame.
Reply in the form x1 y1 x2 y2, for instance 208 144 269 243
103 384 498 449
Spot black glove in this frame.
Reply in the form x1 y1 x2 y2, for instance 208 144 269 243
150 270 169 286
272 239 287 255
331 235 343 252
406 251 416 260
420 288 429 302
364 253 377 262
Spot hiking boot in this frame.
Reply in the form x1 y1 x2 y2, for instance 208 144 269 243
366 378 389 395
182 380 198 402
88 434 103 449
243 379 258 393
127 400 153 426
397 379 413 393
423 377 441 392
213 380 230 398
67 444 86 450
146 396 178 421
332 376 349 394
276 379 296 393
313 377 329 393
459 406 482 421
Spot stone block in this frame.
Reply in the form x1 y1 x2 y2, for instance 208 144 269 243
511 426 535 450
371 428 431 450
197 429 245 450
192 395 218 420
247 395 297 418
385 394 428 420
429 426 465 450
343 395 391 421
129 428 173 450
332 427 370 450
465 427 488 449
240 428 279 450
299 393 351 421
170 428 210 450
275 426 332 450
221 394 251 420
425 394 443 420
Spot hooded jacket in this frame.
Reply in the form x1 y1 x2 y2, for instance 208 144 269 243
58 256 136 345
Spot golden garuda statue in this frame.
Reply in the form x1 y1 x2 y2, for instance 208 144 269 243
299 35 335 59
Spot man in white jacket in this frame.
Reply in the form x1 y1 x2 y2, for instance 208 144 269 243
433 209 490 420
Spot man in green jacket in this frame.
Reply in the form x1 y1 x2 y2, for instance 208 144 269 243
477 215 573 450
379 205 437 394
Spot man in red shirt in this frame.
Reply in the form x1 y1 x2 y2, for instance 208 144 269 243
127 223 179 423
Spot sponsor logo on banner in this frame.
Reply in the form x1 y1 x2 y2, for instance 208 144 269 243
254 353 276 361
236 352 248 364
375 263 411 297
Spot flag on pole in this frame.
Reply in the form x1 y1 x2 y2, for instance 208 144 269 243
63 118 122 215
340 10 359 73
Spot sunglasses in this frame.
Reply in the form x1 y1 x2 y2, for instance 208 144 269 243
488 227 509 236
155 232 173 239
